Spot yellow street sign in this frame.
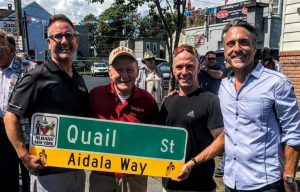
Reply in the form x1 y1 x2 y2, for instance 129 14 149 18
29 147 184 179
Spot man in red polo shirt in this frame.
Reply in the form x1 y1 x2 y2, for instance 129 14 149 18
89 46 159 192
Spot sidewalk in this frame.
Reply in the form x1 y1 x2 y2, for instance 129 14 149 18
84 171 163 192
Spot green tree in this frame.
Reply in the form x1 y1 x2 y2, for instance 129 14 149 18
138 11 175 39
87 0 187 91
83 14 98 56
96 4 139 56
150 0 187 91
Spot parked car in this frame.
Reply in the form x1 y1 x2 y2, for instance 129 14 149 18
158 62 171 79
137 58 167 66
91 62 108 76
154 58 168 66
157 62 179 90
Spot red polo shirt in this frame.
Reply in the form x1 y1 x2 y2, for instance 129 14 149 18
89 82 159 177
89 82 159 124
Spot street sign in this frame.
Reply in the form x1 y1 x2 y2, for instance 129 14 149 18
29 113 188 178
0 20 17 36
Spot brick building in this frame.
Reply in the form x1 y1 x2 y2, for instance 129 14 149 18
279 0 300 104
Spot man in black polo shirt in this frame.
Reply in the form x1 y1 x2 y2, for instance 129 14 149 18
4 14 89 192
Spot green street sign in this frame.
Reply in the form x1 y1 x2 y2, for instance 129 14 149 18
30 113 188 178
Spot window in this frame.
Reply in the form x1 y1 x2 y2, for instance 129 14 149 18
271 0 281 16
146 42 150 50
28 49 35 59
153 43 157 52
44 26 48 39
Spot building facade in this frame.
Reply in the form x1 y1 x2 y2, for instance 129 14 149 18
0 2 51 61
279 0 300 103
184 0 283 61
120 38 166 59
0 1 86 62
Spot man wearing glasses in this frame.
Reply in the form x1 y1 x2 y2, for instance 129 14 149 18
159 45 224 192
0 30 36 192
4 14 89 191
0 30 20 192
199 51 224 95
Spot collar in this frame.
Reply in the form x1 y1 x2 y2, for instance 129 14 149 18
251 62 263 79
208 64 220 70
106 82 141 99
45 59 78 76
227 62 263 81
46 59 63 72
0 57 14 72
45 59 64 72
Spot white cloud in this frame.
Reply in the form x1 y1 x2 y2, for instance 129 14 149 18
0 0 112 23
0 0 244 23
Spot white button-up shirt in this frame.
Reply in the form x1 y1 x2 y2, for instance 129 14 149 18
0 60 13 118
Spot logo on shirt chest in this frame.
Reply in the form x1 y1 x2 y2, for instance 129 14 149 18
186 110 195 118
131 106 145 113
78 85 87 93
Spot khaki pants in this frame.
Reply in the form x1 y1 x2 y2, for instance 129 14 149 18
89 172 147 192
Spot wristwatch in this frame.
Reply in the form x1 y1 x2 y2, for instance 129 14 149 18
285 176 296 184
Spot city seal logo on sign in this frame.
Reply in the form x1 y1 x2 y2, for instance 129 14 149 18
32 115 58 147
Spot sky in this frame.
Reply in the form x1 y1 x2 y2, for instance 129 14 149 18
0 0 240 23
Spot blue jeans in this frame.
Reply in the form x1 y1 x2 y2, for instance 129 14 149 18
224 180 284 192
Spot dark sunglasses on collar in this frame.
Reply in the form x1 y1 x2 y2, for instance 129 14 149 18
207 58 216 61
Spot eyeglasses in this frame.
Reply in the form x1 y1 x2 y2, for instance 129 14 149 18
207 58 216 61
174 45 198 57
48 33 76 42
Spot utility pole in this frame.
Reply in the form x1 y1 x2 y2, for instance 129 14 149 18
24 11 29 53
14 0 24 51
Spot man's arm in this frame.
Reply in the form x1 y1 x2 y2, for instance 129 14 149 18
283 144 299 192
210 127 223 139
174 128 224 181
4 111 45 170
204 68 223 79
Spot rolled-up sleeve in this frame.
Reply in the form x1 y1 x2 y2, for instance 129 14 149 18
275 78 300 146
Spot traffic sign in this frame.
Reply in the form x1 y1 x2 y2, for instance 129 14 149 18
29 113 188 178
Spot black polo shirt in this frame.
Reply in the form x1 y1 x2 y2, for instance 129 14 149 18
7 59 89 118
7 59 89 175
